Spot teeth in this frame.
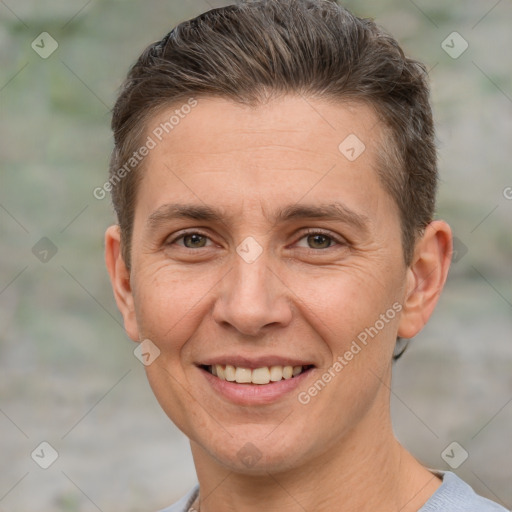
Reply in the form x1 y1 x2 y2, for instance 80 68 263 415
235 367 252 383
209 364 307 384
225 364 236 381
269 365 283 381
251 367 270 385
216 364 225 380
282 366 293 379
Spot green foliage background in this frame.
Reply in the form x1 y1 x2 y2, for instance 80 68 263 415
1 1 511 510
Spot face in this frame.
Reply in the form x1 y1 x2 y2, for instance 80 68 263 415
108 96 420 474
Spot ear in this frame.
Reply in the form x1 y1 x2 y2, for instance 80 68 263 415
105 225 140 342
397 220 452 339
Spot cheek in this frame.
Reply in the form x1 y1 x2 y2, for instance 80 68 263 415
290 270 402 439
131 266 215 355
132 267 219 432
288 264 403 353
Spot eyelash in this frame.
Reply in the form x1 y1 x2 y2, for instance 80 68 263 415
166 229 346 251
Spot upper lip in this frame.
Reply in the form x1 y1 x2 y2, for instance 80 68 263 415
197 355 315 369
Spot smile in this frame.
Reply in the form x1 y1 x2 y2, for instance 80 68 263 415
204 364 313 385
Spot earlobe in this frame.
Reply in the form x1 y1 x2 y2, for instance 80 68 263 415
104 225 140 342
397 220 452 339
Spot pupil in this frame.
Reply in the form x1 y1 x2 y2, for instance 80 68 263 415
185 234 206 248
308 234 330 249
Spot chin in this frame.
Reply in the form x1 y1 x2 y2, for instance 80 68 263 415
214 445 306 475
192 424 317 476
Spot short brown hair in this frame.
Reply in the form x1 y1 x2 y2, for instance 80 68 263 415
110 0 437 269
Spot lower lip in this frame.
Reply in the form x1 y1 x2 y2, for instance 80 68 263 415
199 367 314 405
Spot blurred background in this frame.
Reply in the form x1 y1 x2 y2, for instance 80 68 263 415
1 0 511 510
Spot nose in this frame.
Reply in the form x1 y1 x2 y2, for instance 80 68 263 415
212 248 293 337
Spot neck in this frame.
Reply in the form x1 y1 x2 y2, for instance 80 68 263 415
190 401 441 512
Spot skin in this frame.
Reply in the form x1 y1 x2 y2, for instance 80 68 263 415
105 96 452 512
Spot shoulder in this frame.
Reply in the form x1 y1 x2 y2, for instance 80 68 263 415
157 485 199 512
420 471 508 512
158 474 509 512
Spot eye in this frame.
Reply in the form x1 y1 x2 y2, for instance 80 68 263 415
165 229 345 253
295 230 343 250
168 231 213 249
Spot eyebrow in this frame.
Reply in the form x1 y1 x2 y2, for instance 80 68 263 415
146 202 370 233
146 204 225 229
274 203 369 232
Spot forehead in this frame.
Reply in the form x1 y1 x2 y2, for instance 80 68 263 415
135 96 395 226
146 95 380 162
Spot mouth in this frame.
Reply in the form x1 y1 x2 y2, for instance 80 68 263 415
201 364 314 385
